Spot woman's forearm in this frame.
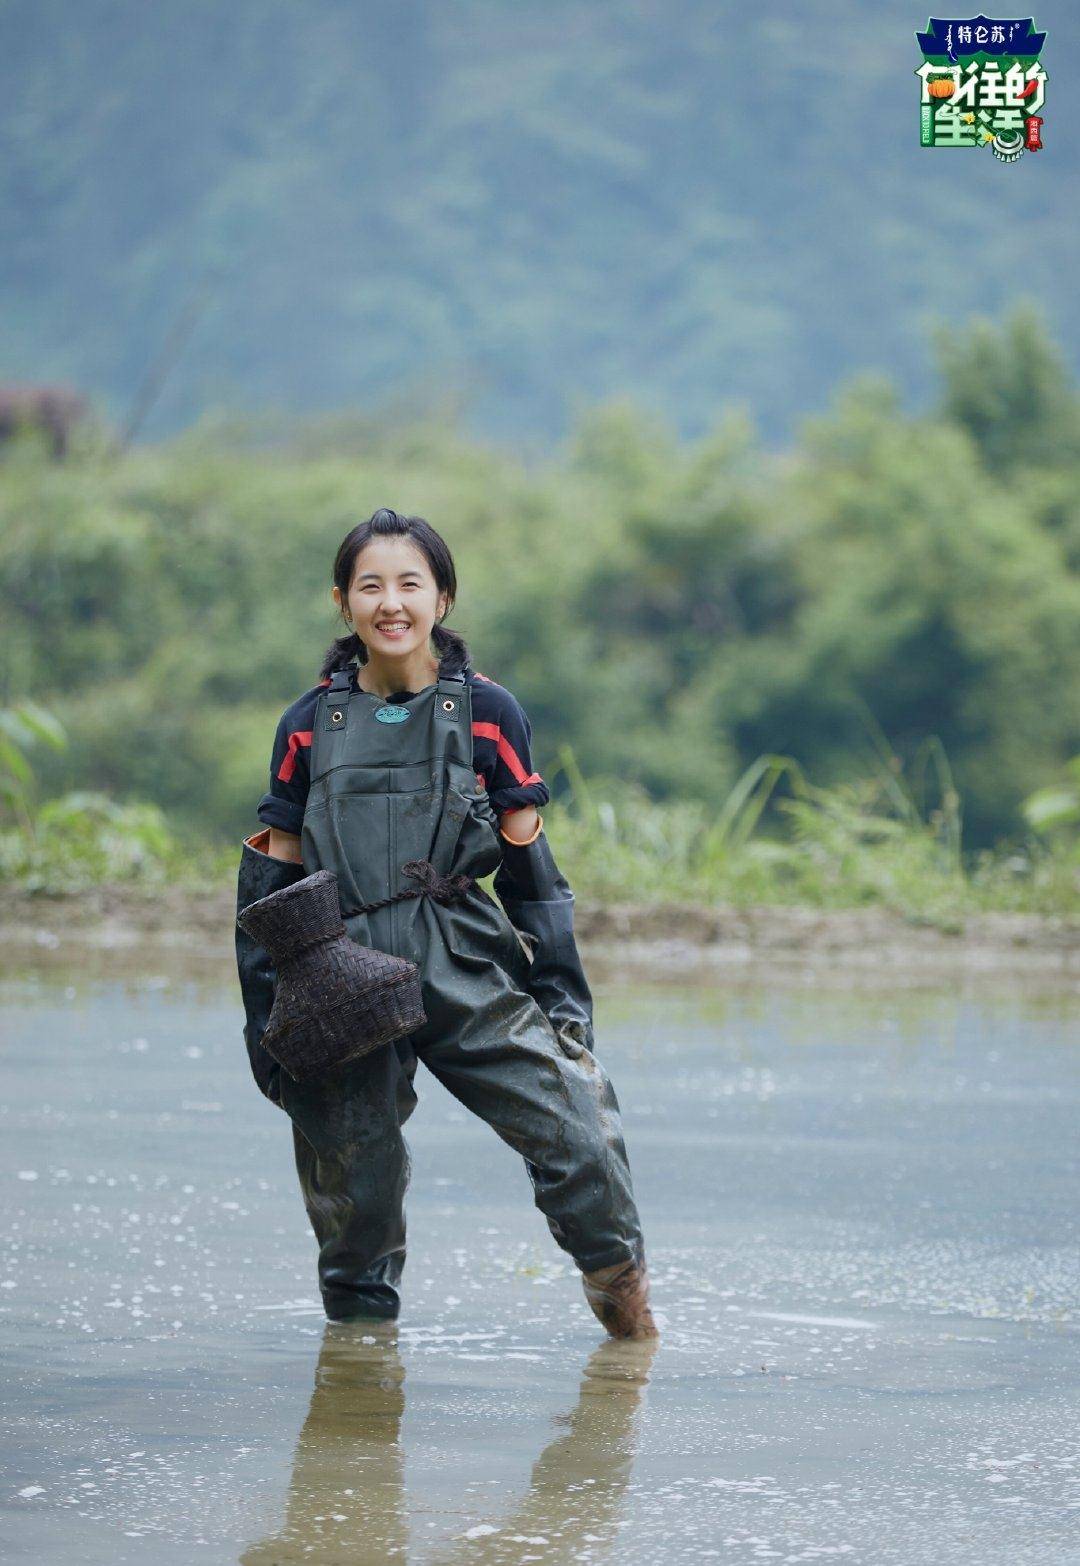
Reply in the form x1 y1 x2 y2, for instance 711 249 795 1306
499 805 541 845
268 827 304 864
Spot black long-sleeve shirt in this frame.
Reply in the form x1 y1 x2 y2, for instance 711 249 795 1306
257 665 550 836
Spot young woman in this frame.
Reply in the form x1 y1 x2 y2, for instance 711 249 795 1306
235 507 656 1338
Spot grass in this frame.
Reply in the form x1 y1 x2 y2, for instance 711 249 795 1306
538 745 1079 929
2 746 1077 929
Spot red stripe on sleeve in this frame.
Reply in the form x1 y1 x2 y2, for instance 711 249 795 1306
277 730 313 783
472 720 542 787
497 734 541 786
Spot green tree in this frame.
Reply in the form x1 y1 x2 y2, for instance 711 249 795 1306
936 301 1080 478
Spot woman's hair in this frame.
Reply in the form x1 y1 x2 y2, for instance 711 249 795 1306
318 508 470 680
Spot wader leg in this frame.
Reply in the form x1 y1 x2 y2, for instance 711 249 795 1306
280 1037 420 1321
419 1003 645 1278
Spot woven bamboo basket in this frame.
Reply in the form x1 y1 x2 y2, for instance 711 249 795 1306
236 869 426 1082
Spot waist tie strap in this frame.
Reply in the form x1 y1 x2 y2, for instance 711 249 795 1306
352 859 478 917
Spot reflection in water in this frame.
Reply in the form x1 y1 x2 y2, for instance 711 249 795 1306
240 1322 408 1564
431 1335 658 1566
240 1325 657 1565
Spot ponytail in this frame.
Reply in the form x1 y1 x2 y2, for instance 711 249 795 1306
432 622 469 676
317 630 364 680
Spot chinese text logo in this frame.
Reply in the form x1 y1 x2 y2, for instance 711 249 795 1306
915 15 1046 160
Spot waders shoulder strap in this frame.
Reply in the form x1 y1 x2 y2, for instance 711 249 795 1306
322 664 355 733
435 660 468 727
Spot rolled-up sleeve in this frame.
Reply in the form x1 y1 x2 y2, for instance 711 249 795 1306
256 707 312 835
482 692 551 819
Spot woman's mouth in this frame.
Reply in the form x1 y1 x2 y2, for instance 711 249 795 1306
375 621 411 639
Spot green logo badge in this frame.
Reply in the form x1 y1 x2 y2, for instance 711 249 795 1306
915 17 1047 159
374 705 410 724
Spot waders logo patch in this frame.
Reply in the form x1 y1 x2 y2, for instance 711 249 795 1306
915 15 1047 159
374 705 411 724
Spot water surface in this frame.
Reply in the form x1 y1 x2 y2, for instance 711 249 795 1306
2 963 1078 1562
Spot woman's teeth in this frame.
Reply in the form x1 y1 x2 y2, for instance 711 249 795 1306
377 622 410 635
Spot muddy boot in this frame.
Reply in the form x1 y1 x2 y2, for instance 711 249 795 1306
581 1258 659 1340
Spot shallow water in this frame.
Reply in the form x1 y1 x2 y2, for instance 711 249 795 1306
2 965 1079 1563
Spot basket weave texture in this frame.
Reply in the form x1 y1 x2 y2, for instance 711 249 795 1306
235 869 426 1082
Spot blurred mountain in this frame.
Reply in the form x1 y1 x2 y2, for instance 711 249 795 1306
0 0 1076 450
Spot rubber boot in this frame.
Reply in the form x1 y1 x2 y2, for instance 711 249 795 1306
581 1258 659 1340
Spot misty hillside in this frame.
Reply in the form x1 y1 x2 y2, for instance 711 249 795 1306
1 0 1076 449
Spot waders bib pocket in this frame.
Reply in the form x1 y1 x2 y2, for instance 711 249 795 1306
302 761 448 950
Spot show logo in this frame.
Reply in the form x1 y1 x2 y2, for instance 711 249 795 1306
915 15 1046 160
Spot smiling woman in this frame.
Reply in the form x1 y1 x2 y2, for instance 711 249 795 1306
336 541 443 684
235 505 656 1339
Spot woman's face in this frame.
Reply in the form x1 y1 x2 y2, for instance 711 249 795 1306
333 536 448 661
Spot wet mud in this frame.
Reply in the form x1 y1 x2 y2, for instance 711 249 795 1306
2 883 1078 994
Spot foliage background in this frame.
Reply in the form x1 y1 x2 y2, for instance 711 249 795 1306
1 4 1077 911
2 309 1079 867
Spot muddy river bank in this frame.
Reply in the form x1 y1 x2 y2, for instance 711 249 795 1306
3 883 1079 993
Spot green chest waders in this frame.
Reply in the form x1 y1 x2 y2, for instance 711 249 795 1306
276 661 646 1322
